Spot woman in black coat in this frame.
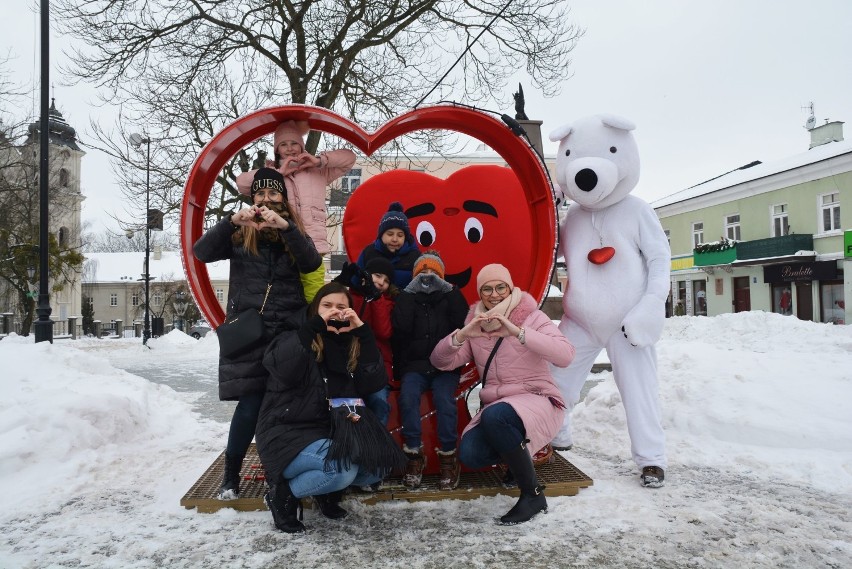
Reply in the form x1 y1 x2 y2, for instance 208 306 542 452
257 282 405 533
193 168 322 500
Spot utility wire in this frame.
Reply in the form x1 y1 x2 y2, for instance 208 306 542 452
414 0 517 109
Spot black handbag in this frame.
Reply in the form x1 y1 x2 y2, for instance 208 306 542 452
217 283 271 358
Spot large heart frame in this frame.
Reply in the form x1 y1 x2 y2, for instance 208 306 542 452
180 104 557 327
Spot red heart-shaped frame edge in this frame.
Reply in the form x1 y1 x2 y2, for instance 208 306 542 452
180 104 557 328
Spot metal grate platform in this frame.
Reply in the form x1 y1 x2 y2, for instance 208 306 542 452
180 444 593 513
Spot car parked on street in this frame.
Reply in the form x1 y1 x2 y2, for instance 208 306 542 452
188 322 212 339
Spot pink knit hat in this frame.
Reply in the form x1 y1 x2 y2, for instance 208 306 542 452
274 120 310 153
476 263 513 290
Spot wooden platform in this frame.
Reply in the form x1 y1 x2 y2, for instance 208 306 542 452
180 444 593 513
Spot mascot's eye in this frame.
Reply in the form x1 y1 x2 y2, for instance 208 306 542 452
610 146 617 153
415 221 436 247
463 217 484 244
564 149 571 157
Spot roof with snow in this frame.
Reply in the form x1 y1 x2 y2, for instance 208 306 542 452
84 251 229 283
651 138 852 209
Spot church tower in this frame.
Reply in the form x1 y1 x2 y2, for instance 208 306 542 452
23 99 86 328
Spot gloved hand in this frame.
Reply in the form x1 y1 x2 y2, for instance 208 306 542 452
333 262 381 301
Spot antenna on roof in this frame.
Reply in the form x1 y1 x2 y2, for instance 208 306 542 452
802 102 816 131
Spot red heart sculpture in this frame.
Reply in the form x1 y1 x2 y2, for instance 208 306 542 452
342 166 533 304
179 105 556 327
587 247 616 265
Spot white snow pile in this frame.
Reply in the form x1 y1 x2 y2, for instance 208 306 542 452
1 311 850 568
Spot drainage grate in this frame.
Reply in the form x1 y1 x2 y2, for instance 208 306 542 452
180 444 593 513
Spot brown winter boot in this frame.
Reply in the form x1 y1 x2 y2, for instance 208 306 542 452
402 445 426 489
437 448 460 491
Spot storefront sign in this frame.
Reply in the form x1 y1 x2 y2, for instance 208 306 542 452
845 230 852 258
763 261 838 283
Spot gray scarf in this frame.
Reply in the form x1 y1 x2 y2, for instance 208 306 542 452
404 272 453 295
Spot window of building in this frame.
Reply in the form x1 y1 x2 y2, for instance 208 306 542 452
664 229 671 248
152 292 162 307
131 293 139 307
820 281 844 325
675 280 687 315
725 214 741 241
341 169 362 192
87 296 94 307
110 293 118 307
692 222 704 249
820 192 841 233
772 284 793 315
59 168 69 187
772 204 789 237
58 227 69 248
216 288 225 302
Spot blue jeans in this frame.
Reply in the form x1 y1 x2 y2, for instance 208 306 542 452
364 386 390 427
283 439 381 498
459 403 526 469
399 371 459 451
225 391 264 457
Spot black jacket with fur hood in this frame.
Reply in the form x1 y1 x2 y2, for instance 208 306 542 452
193 216 322 400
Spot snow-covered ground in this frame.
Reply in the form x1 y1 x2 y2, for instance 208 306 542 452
2 312 851 568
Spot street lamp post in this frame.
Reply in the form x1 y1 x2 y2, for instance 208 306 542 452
129 133 152 346
35 0 53 343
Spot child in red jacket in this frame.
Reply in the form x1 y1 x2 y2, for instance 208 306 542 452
349 257 399 426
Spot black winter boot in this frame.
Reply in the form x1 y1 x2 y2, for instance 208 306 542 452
218 453 244 500
265 479 305 533
498 441 547 525
314 490 348 519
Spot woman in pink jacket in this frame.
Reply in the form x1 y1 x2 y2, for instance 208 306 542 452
237 120 356 301
430 263 575 525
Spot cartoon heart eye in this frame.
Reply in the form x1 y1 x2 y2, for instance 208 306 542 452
464 217 484 243
416 220 437 247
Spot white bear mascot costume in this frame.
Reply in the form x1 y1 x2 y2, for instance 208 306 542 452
548 114 670 487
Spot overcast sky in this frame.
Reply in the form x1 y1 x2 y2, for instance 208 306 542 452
2 0 851 234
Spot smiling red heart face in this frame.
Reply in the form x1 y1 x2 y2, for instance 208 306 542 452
180 105 556 326
343 166 534 304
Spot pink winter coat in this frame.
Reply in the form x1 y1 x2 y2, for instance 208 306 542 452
430 292 575 456
236 149 356 255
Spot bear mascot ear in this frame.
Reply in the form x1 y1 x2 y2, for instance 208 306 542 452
548 123 573 142
598 114 636 132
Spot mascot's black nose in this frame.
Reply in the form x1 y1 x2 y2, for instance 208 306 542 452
575 168 598 192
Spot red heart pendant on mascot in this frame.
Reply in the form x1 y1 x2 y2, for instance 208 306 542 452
179 104 557 327
588 246 616 264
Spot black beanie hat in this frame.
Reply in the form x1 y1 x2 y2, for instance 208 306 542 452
376 202 412 240
251 167 287 200
365 257 395 284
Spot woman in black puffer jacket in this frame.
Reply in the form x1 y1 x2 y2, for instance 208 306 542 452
193 168 321 500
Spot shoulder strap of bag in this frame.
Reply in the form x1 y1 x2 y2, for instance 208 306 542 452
480 337 504 386
258 283 272 315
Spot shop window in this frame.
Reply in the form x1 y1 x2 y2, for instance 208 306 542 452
675 280 687 315
820 192 841 233
692 222 704 249
725 214 741 241
820 281 845 325
772 204 789 237
693 280 707 316
772 284 793 316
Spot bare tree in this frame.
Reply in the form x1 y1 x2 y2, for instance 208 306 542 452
55 0 583 225
84 228 179 253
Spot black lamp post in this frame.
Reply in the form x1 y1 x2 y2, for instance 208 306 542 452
34 0 53 343
129 132 151 346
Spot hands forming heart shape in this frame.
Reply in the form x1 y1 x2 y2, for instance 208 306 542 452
233 206 288 231
281 152 320 176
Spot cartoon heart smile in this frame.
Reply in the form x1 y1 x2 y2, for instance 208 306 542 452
588 246 616 264
180 104 557 326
